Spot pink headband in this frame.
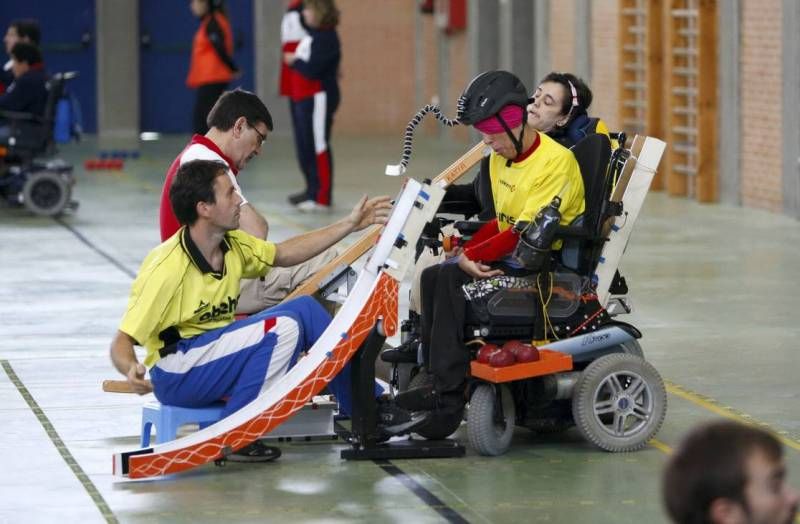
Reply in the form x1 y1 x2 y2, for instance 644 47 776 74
474 104 525 134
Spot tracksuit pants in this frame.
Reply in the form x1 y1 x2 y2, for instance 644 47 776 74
150 296 359 418
290 93 336 205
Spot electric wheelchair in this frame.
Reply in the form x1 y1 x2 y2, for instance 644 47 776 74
0 71 79 216
381 132 668 456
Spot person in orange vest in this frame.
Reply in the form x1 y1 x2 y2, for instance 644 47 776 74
187 0 239 135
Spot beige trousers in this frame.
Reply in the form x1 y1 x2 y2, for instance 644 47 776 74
236 248 338 314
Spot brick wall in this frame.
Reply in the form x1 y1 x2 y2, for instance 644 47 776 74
740 0 784 212
334 0 416 135
334 0 468 138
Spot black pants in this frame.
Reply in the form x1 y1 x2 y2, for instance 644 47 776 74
193 82 228 135
420 262 474 397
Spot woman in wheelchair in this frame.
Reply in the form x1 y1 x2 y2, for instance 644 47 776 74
394 70 585 433
0 43 46 116
526 71 615 149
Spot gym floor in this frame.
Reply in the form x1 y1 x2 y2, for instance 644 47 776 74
1 133 799 524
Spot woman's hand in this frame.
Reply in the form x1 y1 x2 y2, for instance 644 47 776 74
457 254 504 279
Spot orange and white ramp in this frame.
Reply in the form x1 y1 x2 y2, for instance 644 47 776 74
113 178 445 479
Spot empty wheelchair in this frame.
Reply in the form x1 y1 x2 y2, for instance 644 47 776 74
0 71 80 216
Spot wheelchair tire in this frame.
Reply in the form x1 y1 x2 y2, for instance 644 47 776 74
571 353 666 452
22 171 70 216
467 383 515 456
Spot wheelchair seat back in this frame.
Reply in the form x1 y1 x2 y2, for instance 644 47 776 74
560 133 613 274
3 71 77 160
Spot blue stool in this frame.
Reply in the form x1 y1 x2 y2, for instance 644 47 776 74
140 400 225 447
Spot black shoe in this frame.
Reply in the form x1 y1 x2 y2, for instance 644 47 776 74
288 191 309 205
395 385 465 413
376 398 427 441
395 384 438 411
227 440 282 463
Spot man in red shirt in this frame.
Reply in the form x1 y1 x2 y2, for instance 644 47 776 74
160 88 335 313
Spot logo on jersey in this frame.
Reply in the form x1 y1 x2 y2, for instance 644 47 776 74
499 179 516 192
198 296 239 322
497 212 517 227
193 301 210 314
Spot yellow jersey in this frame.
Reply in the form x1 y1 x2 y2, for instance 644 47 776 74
488 131 585 233
120 227 276 367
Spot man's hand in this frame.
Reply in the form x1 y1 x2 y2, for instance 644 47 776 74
346 195 393 232
127 362 153 395
283 52 297 65
457 254 504 279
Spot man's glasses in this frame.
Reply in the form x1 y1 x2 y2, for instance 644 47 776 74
248 122 267 146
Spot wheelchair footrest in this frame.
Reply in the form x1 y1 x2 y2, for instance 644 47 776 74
470 349 573 383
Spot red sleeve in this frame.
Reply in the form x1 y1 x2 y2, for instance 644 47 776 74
463 228 520 263
159 160 181 241
462 218 499 247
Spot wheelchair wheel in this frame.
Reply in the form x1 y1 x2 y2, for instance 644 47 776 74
467 383 516 456
571 353 666 452
22 171 70 216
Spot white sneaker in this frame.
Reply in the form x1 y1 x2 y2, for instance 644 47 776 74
295 200 331 213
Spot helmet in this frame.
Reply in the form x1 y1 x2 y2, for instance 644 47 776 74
458 70 529 126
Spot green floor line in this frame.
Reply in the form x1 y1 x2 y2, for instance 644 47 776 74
1 360 119 524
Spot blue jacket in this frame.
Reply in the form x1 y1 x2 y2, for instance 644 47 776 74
0 68 48 116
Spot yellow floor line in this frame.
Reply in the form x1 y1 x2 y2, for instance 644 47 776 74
648 438 673 455
665 380 800 453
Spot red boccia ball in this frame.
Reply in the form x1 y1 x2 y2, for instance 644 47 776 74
488 348 516 367
476 343 500 364
515 344 540 363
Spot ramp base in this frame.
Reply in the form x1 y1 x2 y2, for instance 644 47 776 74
341 438 465 460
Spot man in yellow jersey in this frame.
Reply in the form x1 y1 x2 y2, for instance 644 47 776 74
395 71 585 434
110 159 397 461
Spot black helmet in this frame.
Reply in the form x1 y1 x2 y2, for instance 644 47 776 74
458 70 529 126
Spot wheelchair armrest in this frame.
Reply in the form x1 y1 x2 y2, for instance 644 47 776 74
437 199 481 217
554 225 594 240
0 110 43 123
453 220 489 237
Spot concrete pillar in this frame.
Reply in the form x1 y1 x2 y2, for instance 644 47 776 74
499 0 535 88
96 0 139 141
782 0 800 218
574 0 591 82
719 0 741 206
533 0 550 84
254 2 290 135
468 0 500 78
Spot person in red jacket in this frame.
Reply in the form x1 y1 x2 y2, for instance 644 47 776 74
187 0 239 135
